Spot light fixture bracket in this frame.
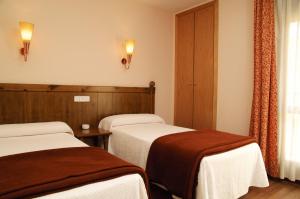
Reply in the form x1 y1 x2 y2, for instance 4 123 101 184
121 54 132 69
20 42 30 62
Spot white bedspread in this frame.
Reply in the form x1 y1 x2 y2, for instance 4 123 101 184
0 132 148 199
108 123 269 199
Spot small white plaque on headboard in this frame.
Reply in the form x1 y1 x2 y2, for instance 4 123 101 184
74 96 90 102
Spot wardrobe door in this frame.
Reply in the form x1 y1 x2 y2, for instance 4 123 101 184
193 4 215 129
174 12 195 128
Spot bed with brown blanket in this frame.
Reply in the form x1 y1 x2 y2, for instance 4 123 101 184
0 147 148 199
0 122 148 199
100 114 269 199
146 130 256 199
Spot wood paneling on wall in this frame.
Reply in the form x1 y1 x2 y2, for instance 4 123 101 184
0 82 155 130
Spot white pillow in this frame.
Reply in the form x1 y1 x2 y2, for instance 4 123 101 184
0 121 73 138
98 114 165 131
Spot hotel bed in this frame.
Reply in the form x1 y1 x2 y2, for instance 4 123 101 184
100 114 269 199
0 122 148 199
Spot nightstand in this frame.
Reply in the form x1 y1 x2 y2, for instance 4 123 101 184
74 128 112 151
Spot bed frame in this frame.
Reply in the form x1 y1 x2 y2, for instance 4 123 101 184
0 81 155 130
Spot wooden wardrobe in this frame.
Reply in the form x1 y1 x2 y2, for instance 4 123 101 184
174 1 218 129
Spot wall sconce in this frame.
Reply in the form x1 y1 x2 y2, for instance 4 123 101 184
19 21 34 62
121 40 135 69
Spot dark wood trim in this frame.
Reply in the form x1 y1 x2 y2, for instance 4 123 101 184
0 83 152 93
149 81 156 114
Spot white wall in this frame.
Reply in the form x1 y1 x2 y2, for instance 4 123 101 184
0 0 255 132
0 0 174 123
217 0 254 135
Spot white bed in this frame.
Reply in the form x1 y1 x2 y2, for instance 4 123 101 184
0 122 148 199
100 114 269 199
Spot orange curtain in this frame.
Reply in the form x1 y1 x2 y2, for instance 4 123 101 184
250 0 279 177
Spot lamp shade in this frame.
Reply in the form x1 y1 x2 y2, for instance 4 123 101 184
19 21 34 42
125 40 135 55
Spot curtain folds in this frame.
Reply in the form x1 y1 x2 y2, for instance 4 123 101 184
250 0 279 177
277 0 300 181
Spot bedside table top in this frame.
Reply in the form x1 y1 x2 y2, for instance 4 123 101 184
74 128 112 138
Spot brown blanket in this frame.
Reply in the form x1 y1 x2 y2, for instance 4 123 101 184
146 129 256 199
0 147 148 199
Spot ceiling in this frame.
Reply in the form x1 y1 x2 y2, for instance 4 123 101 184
136 0 211 13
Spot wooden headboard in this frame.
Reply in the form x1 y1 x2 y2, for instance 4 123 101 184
0 81 155 130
